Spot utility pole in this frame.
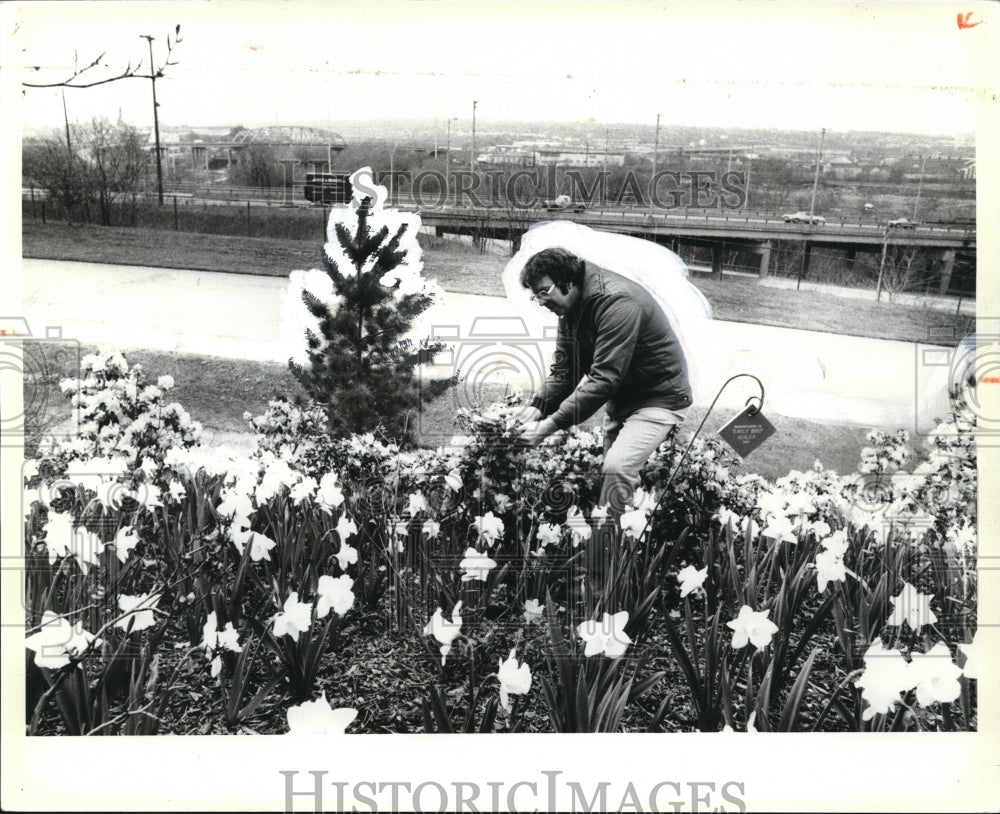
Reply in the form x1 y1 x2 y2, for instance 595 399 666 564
141 34 164 205
471 100 478 175
808 127 825 220
603 128 609 206
61 89 72 155
798 128 825 291
875 225 889 302
743 145 753 211
913 154 927 220
649 113 660 210
446 118 457 204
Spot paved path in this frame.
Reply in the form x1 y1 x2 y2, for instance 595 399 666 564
21 258 955 431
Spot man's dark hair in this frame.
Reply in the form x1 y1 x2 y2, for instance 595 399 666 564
520 248 585 294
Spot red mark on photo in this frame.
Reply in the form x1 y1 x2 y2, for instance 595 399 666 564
979 376 1000 384
957 12 981 30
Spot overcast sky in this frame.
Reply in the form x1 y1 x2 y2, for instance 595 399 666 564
8 1 997 139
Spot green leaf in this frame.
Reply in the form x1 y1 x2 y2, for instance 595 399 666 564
778 648 819 731
427 684 455 734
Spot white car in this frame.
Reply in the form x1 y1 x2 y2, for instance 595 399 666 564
887 217 916 229
782 211 826 224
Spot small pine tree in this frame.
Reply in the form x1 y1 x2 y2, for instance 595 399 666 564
282 168 452 445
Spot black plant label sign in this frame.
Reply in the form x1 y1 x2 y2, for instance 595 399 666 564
718 406 775 458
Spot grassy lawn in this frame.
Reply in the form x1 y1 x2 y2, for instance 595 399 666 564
22 220 972 344
21 220 508 296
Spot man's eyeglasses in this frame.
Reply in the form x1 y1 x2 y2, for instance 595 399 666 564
529 282 557 303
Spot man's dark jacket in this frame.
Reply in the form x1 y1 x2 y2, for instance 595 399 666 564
531 262 692 430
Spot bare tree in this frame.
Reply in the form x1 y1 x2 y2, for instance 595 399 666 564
81 118 146 225
24 118 147 226
229 144 283 189
23 135 88 224
881 245 934 301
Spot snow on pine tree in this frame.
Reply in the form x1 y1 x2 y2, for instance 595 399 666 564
281 167 452 445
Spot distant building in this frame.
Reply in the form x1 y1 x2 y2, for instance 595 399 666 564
534 147 626 168
146 125 347 171
824 155 862 180
479 143 628 168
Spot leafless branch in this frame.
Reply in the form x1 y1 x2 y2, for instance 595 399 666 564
22 25 181 89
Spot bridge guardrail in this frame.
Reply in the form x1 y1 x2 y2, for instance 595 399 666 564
21 186 977 238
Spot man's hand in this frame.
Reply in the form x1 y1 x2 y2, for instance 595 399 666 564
520 406 543 423
518 418 557 447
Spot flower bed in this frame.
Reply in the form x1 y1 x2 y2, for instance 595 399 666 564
23 349 979 735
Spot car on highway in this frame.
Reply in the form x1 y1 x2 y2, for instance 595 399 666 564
782 211 826 224
543 194 586 213
887 217 916 229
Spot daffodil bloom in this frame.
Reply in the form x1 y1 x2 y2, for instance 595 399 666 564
536 523 562 548
422 519 441 539
523 598 544 625
336 515 358 541
761 514 797 544
630 487 658 513
819 529 849 558
256 459 297 503
41 512 75 565
272 592 314 642
287 692 358 735
714 507 740 530
444 471 463 492
495 648 532 711
94 479 123 509
577 611 632 658
564 506 592 546
815 549 847 593
216 489 254 522
959 632 981 679
424 601 463 665
167 480 187 503
113 525 140 564
459 547 497 582
886 582 938 631
316 471 345 511
854 638 912 721
590 505 609 528
619 508 648 540
316 574 355 618
115 593 160 634
132 483 164 510
202 611 242 668
494 493 512 513
249 531 277 562
289 476 318 505
676 565 708 598
25 611 102 669
474 512 505 547
335 541 358 572
405 492 428 516
727 605 778 651
910 643 963 707
66 528 105 575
